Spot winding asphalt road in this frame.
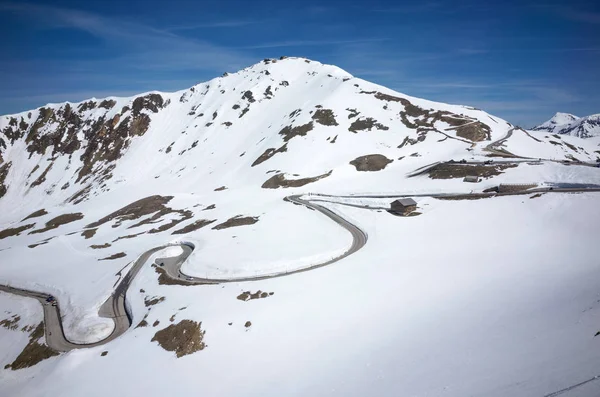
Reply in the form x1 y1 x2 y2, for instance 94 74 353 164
0 196 367 352
0 178 598 353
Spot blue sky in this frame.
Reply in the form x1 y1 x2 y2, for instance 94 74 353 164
1 0 598 127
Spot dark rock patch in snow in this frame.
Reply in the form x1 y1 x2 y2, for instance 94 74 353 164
312 109 338 126
0 224 35 240
0 161 11 197
28 237 54 249
81 228 97 239
349 117 389 133
145 296 166 307
99 252 127 261
5 322 59 370
454 122 491 142
90 243 111 249
279 122 314 142
350 154 393 171
428 163 517 180
212 216 259 230
30 162 53 188
151 320 206 358
29 213 84 235
261 171 332 189
99 99 116 109
86 195 186 229
0 314 21 331
172 219 216 235
237 291 274 301
252 144 288 167
22 209 48 221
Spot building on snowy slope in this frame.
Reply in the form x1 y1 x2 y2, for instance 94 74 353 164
390 198 417 215
463 176 479 183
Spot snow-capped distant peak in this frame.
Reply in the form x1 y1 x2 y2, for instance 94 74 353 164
532 112 579 131
531 112 600 138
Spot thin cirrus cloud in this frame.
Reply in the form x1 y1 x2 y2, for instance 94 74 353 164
166 19 268 31
1 2 253 72
238 38 389 50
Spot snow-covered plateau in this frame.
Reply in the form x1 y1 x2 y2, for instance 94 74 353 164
0 57 599 397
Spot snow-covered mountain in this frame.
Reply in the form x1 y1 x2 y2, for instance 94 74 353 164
532 112 600 138
1 57 600 397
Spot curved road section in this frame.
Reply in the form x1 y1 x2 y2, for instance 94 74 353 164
0 245 192 351
162 195 368 284
0 196 367 351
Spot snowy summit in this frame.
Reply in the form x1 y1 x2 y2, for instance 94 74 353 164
1 57 600 397
532 112 600 138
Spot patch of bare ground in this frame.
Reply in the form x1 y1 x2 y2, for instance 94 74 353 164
245 321 252 328
22 209 48 221
312 109 338 126
112 232 145 242
29 213 84 235
145 296 166 307
30 162 53 188
0 223 35 239
252 144 288 167
563 141 578 152
28 237 54 249
136 313 149 328
100 351 108 356
81 228 97 239
279 122 314 142
454 122 491 142
530 193 543 199
212 215 259 230
202 204 216 211
99 99 116 109
148 214 193 234
99 252 126 261
350 154 393 171
151 320 206 358
0 161 12 198
86 195 173 228
346 108 359 119
362 90 492 139
86 195 192 231
349 117 389 133
428 163 517 179
6 322 59 370
90 243 111 249
0 314 21 330
237 291 274 301
214 186 227 191
262 171 332 189
172 219 216 235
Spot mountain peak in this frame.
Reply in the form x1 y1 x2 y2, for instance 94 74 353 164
531 112 599 138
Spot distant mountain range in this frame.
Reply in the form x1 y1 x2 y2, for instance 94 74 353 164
532 112 600 138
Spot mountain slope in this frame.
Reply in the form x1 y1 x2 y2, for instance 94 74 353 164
1 57 600 397
532 112 600 138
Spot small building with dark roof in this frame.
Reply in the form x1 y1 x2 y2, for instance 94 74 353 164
390 198 417 214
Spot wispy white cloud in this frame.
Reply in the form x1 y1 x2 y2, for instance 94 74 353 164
166 19 266 31
239 38 389 50
1 2 253 72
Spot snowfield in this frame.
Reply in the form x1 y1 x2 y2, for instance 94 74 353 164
0 57 599 396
